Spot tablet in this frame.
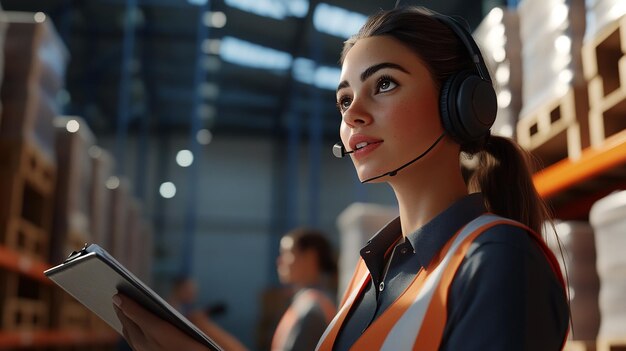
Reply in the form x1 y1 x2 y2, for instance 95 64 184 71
44 244 223 351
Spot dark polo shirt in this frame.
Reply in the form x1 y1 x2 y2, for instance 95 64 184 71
333 193 569 351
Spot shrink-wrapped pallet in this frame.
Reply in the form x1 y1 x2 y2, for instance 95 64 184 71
518 0 585 113
474 7 522 138
516 0 589 168
336 203 397 299
585 0 626 42
545 221 600 340
589 190 626 339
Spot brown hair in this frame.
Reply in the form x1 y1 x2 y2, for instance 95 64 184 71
286 228 337 275
341 6 552 234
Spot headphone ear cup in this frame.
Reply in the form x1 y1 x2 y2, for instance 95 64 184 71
439 70 497 143
439 72 464 144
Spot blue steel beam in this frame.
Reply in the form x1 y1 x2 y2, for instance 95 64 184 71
115 0 138 176
180 1 211 276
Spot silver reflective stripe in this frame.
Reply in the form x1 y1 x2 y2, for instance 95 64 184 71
380 214 507 351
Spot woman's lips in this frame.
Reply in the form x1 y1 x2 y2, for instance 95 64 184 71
351 140 382 158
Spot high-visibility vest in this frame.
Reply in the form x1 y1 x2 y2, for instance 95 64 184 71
272 288 337 351
316 214 566 351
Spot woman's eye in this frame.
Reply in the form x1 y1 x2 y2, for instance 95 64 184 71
376 77 397 93
337 97 352 112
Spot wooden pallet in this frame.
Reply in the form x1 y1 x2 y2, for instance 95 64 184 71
517 86 590 169
50 290 92 331
0 140 56 262
582 15 626 147
565 340 597 351
0 271 51 331
597 339 626 351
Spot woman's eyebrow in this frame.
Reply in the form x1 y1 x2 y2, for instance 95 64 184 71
336 62 409 93
360 62 409 82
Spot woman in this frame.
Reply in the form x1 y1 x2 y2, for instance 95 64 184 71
319 6 569 350
114 228 336 351
114 6 569 350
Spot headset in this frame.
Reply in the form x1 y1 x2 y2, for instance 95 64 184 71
333 11 498 183
432 14 497 144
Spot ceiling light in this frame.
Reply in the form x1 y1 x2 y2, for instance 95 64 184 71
224 0 308 19
159 182 176 199
220 36 292 70
196 129 213 145
313 3 367 39
176 150 194 167
202 39 221 55
203 11 227 28
106 176 120 190
66 119 80 133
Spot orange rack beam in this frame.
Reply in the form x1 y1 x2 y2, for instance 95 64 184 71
0 330 118 349
0 245 51 284
533 130 626 199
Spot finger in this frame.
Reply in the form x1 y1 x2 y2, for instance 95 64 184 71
114 293 163 327
114 304 146 350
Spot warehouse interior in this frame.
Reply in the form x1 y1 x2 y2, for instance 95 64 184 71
1 0 625 350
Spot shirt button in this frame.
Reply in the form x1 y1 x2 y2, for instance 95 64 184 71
379 282 385 292
400 247 408 254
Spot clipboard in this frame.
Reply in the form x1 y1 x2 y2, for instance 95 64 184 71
44 244 223 351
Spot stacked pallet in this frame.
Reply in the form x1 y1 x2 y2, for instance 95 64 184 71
473 6 523 138
49 116 96 331
0 11 67 332
516 0 590 168
582 14 626 146
545 221 600 342
89 146 115 250
590 191 626 346
0 7 6 119
108 176 131 268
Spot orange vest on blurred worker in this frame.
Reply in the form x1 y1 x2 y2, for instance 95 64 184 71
272 288 336 351
316 214 566 351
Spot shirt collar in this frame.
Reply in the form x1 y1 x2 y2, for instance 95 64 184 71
360 193 486 269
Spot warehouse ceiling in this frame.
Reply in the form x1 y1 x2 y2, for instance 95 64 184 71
1 0 489 139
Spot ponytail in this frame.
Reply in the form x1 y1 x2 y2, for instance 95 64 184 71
464 135 552 235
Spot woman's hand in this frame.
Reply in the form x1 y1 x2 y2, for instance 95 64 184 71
113 294 208 351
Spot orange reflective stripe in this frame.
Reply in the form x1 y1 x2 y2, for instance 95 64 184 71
317 268 369 351
413 218 522 350
339 259 368 307
272 304 298 351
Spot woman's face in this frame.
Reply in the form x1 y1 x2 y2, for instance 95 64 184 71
337 35 443 182
276 236 310 285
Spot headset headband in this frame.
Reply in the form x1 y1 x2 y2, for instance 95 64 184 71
432 14 493 83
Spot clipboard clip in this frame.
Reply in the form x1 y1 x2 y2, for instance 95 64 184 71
63 243 90 263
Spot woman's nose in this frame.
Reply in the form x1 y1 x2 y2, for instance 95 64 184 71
342 98 373 127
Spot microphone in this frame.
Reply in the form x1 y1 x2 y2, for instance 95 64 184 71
332 133 446 183
332 143 354 158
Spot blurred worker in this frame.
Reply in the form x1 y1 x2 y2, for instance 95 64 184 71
167 275 198 316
